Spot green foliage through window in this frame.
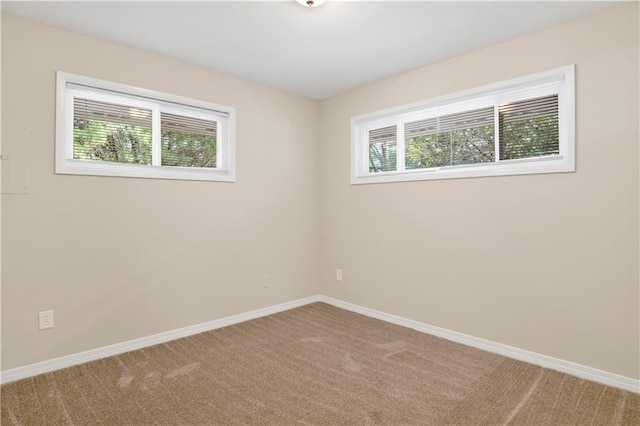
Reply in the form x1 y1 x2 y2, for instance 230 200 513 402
369 126 397 172
72 97 219 169
73 119 152 165
405 107 495 170
367 95 559 173
161 112 217 168
161 131 217 168
73 97 153 165
499 95 559 160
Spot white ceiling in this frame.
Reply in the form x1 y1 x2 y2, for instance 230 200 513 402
1 1 622 99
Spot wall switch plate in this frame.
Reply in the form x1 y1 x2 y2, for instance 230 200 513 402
39 310 54 330
336 269 343 281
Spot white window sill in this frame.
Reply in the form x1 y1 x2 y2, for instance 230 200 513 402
56 159 235 182
352 156 574 185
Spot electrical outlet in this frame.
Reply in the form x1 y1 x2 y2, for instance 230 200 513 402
38 310 54 330
336 269 343 281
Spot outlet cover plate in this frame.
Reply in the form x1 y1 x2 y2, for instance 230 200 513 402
38 310 54 330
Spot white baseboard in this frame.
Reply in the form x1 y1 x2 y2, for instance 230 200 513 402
317 296 640 394
0 295 322 385
2 294 638 394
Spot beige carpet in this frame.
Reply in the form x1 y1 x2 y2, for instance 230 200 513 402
1 302 638 425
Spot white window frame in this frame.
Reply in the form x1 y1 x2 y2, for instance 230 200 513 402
351 65 575 184
56 71 236 182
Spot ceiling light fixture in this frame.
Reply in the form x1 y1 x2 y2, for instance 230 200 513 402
296 0 326 8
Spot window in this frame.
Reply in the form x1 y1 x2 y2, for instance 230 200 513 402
56 72 235 181
351 65 574 184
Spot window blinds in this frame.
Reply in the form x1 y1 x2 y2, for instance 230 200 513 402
73 97 153 165
67 81 229 118
499 95 559 160
369 125 397 172
72 97 219 168
403 107 495 169
405 107 494 139
161 113 216 137
160 112 217 168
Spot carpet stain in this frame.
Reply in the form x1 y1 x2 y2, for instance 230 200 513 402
166 362 200 379
385 349 425 367
343 353 361 372
139 371 161 392
503 369 544 424
117 374 134 388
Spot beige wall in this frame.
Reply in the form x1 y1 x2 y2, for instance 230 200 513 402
2 4 639 381
319 4 639 379
1 14 319 370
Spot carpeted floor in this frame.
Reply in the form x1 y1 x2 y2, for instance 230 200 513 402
1 302 638 425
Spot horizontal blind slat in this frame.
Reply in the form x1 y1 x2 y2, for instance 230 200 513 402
405 106 494 138
405 118 437 138
439 106 494 133
498 94 559 160
68 82 230 118
369 125 397 144
161 112 217 136
74 98 152 128
160 112 218 168
499 95 558 124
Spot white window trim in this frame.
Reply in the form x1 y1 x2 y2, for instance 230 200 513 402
351 65 575 185
55 71 236 182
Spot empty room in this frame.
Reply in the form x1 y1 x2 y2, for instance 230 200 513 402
1 1 638 424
